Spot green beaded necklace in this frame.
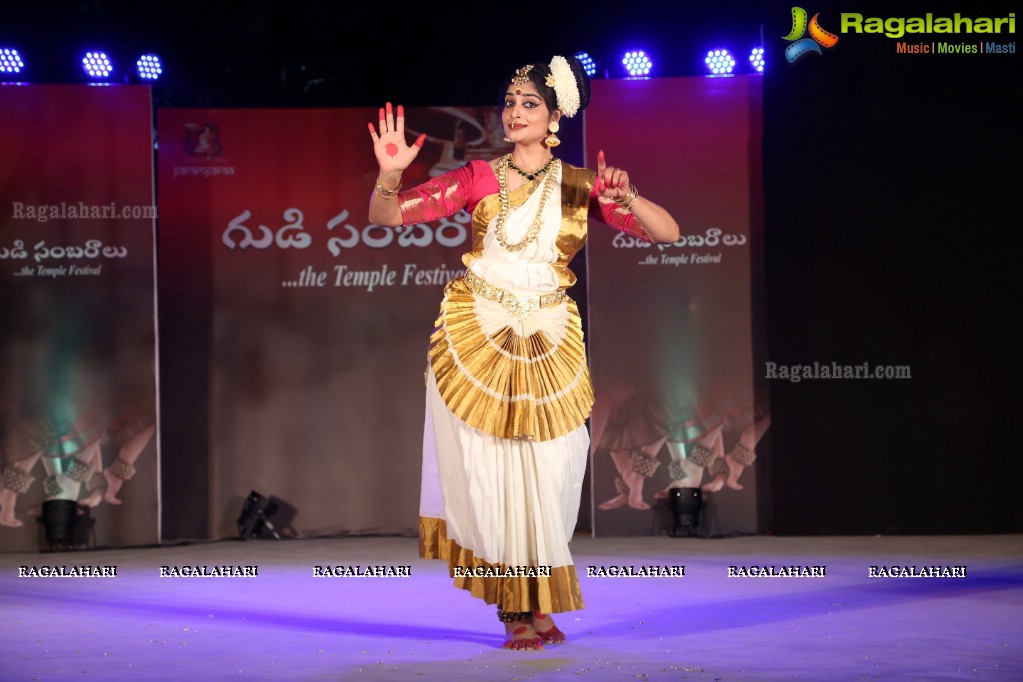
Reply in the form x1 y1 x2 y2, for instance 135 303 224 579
506 154 555 181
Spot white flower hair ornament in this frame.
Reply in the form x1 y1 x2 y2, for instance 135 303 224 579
545 56 581 118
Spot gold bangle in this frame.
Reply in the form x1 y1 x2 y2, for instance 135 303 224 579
375 179 402 200
614 183 639 210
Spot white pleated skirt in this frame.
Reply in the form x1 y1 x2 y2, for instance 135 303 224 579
419 368 589 613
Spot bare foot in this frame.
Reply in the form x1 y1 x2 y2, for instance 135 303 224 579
725 454 745 490
79 489 105 508
532 611 566 644
503 621 543 650
598 493 627 510
0 489 23 527
103 470 124 505
702 474 726 493
623 470 649 510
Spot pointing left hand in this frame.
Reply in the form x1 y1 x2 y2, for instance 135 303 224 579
596 149 631 201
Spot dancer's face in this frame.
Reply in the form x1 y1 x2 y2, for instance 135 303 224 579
502 81 559 145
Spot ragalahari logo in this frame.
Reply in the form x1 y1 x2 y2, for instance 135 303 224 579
783 7 839 63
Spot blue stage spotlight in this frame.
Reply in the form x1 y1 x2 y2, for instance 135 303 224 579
749 47 766 73
575 52 597 77
136 54 163 80
704 49 736 76
622 50 652 77
82 51 114 79
1 47 26 74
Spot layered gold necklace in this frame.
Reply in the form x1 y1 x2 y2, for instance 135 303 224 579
494 154 560 253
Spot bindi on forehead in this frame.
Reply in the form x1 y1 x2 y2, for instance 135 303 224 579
506 90 542 100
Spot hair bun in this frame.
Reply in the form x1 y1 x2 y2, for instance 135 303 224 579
566 56 591 113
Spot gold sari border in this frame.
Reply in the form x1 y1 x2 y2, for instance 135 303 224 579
419 516 585 614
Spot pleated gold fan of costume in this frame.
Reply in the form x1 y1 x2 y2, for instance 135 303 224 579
428 279 594 442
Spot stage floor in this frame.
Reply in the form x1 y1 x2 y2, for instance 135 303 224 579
2 534 1020 680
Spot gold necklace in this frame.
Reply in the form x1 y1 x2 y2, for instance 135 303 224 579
495 154 559 253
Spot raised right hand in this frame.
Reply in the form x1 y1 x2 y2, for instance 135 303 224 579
368 102 426 174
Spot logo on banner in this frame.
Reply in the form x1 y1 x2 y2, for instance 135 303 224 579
183 123 223 158
175 124 236 178
782 7 839 63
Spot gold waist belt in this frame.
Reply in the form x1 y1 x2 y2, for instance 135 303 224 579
462 270 566 318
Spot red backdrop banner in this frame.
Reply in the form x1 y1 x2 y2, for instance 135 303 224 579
1 85 159 551
156 106 582 537
585 76 767 537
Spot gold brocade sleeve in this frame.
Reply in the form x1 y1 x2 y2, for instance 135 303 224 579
554 164 595 288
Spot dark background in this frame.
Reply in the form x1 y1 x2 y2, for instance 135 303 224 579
4 0 1018 536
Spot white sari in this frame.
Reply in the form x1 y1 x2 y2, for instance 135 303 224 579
418 161 593 613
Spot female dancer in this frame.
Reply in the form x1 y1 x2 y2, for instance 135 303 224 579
368 56 679 650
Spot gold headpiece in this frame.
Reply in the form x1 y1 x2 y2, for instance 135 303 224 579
511 65 533 85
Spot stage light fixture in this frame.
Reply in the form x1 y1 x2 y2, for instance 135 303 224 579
39 499 78 545
236 490 282 540
749 47 766 73
1 47 25 74
82 51 114 79
667 487 703 537
136 54 163 80
622 50 652 77
704 49 736 76
575 52 597 77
